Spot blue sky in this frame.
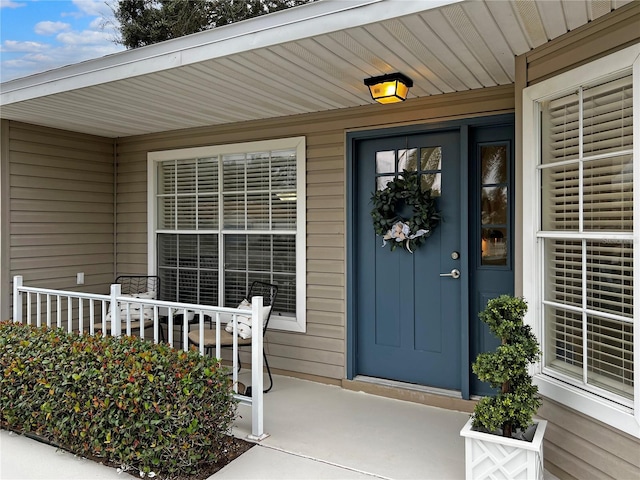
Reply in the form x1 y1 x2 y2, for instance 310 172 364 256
0 0 125 83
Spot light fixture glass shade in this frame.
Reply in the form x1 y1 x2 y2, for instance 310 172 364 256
364 73 413 104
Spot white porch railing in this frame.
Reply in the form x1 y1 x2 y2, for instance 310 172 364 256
11 275 267 440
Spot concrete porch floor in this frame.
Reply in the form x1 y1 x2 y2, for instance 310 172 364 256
222 373 470 479
1 373 560 479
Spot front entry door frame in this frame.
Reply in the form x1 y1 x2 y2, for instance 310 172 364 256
346 114 514 401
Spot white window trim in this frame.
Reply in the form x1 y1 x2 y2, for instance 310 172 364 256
147 137 306 333
522 43 640 438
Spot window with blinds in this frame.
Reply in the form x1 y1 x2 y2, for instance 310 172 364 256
152 139 304 328
538 71 634 405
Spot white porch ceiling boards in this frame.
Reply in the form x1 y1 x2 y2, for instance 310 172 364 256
0 0 634 138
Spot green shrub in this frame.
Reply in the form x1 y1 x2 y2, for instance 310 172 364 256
0 321 237 477
471 296 542 438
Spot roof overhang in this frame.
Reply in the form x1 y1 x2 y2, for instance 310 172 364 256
0 0 633 138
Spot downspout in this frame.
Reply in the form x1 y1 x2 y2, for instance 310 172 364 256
113 138 117 279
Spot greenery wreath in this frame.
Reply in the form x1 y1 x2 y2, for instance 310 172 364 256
370 170 441 253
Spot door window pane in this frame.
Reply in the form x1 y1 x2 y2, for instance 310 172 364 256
481 228 507 266
421 173 441 197
376 151 395 174
481 187 507 225
481 145 507 184
479 144 509 266
398 148 418 171
421 147 442 171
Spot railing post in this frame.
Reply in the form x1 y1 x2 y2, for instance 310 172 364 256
13 275 23 324
248 295 267 441
110 283 121 337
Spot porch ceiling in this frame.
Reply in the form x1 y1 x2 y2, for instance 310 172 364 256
0 0 632 138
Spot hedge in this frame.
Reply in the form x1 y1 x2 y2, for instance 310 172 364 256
0 321 237 477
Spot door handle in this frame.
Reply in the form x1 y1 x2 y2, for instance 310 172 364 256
440 269 461 279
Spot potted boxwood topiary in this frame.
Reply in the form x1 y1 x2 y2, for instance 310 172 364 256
460 295 547 480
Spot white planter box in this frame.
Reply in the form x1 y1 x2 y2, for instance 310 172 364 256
460 417 547 480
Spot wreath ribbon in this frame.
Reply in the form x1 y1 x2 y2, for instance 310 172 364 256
382 222 429 253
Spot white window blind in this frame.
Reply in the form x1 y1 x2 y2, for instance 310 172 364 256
539 71 634 404
153 142 302 323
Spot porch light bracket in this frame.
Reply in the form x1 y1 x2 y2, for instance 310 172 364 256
364 73 413 104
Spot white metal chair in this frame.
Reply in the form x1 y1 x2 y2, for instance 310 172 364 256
188 281 278 393
93 275 160 336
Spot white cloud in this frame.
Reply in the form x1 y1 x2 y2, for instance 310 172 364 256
0 0 26 9
2 39 49 53
63 0 116 19
35 21 71 36
56 29 114 46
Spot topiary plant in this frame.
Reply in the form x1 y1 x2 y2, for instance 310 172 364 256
471 295 542 439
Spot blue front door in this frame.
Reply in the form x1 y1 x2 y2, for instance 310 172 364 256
354 130 462 390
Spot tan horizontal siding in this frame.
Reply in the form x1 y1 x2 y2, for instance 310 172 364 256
306 271 344 287
7 122 114 298
114 149 148 275
10 151 113 173
11 223 113 235
11 174 112 193
11 187 113 204
538 399 640 480
8 124 113 155
11 233 109 246
12 199 113 214
265 343 344 366
307 222 343 235
307 310 344 326
307 183 343 197
307 196 344 210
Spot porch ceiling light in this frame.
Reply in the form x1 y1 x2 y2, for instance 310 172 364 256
364 73 413 104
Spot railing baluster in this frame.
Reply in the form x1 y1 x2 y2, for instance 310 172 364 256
78 298 83 332
138 300 144 340
232 313 238 386
89 300 95 335
46 295 52 328
125 303 131 337
168 308 174 347
183 309 189 352
56 295 62 328
67 297 72 333
153 306 159 344
26 292 32 325
215 313 221 359
36 293 41 328
101 300 107 336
